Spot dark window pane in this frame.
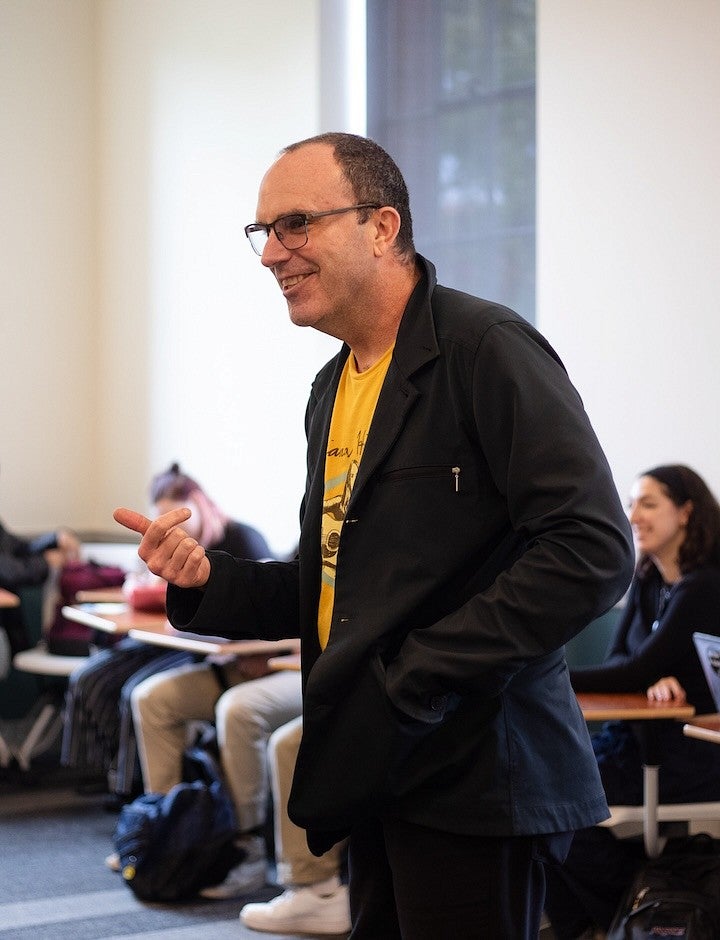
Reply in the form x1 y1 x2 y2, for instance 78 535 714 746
367 0 536 323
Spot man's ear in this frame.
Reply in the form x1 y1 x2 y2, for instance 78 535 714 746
372 206 402 257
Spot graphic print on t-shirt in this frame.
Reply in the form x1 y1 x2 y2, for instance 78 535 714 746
321 458 359 577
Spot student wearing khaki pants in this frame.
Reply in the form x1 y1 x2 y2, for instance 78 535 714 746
240 715 350 935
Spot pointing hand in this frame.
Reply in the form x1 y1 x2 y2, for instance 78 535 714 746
113 506 211 590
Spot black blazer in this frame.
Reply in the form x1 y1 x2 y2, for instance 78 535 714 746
168 257 634 854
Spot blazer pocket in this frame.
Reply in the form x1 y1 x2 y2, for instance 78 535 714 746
288 652 414 835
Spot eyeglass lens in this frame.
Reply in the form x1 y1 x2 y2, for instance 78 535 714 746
246 215 307 255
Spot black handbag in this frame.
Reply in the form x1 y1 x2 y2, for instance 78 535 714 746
607 833 720 939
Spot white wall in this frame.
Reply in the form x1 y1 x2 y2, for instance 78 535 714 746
2 0 719 558
537 0 720 505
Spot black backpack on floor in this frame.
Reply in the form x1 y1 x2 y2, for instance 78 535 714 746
607 833 720 939
113 735 243 902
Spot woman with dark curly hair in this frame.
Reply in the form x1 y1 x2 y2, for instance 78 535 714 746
545 464 720 939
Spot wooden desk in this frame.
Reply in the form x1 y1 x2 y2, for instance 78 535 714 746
0 588 20 609
61 602 167 635
269 652 301 671
576 692 695 723
75 586 126 604
683 713 720 746
63 600 300 657
576 692 695 857
129 627 300 658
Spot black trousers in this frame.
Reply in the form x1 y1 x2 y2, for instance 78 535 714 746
347 815 572 939
544 826 646 938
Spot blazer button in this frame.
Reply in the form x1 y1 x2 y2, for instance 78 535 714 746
429 695 447 712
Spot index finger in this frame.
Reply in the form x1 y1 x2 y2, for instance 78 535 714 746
114 507 152 535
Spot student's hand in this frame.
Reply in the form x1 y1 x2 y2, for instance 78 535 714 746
56 527 82 562
647 676 686 703
113 506 210 590
43 528 82 569
43 548 66 570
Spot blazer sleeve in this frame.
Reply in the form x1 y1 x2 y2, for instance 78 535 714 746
166 552 300 640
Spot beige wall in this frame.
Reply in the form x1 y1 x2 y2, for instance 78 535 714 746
2 0 719 556
1 0 98 530
93 0 338 558
1 0 334 557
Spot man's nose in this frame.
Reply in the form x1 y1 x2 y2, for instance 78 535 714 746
261 230 292 267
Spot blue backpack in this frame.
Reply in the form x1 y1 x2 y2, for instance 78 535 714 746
113 742 243 902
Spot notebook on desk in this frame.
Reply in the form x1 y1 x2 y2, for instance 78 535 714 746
692 631 720 710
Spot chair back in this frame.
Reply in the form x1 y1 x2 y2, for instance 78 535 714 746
0 585 45 719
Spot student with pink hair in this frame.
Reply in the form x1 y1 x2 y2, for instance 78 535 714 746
61 463 271 802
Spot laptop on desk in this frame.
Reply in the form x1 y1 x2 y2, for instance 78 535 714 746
692 632 720 710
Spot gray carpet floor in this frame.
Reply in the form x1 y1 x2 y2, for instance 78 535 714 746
0 763 348 940
0 753 559 939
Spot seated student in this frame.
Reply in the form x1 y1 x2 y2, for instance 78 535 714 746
61 463 271 800
126 655 303 898
544 464 720 939
1 491 81 657
240 715 351 935
0 522 80 593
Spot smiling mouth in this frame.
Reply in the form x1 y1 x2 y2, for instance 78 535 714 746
279 273 311 291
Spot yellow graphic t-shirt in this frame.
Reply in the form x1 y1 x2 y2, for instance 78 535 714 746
317 345 393 649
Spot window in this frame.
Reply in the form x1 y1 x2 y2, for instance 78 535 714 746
366 0 536 322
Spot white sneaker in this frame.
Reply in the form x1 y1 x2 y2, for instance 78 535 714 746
240 877 351 935
199 834 266 900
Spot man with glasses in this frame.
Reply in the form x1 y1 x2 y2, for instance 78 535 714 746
115 132 634 938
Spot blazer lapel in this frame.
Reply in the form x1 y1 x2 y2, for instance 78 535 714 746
304 255 440 523
348 262 439 507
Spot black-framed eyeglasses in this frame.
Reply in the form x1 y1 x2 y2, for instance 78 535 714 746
244 203 380 256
